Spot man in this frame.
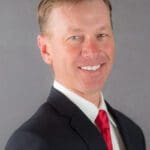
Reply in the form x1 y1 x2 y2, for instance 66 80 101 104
5 0 146 150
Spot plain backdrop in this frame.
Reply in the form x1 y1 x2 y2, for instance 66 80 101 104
0 0 150 149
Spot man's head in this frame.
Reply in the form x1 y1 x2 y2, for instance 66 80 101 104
37 0 112 34
37 0 115 100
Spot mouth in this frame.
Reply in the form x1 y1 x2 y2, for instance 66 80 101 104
79 64 102 71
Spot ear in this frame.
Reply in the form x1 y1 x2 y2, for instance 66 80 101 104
37 35 52 65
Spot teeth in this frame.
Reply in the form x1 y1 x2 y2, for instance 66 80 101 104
81 65 101 71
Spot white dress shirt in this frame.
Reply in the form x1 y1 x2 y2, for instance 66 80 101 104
53 80 125 150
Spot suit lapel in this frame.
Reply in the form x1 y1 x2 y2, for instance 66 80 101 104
48 88 143 150
70 109 107 150
48 87 107 150
106 102 138 150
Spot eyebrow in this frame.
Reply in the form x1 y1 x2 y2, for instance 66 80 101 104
67 27 82 32
97 25 111 31
67 25 111 33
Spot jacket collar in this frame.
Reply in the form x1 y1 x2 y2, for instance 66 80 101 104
106 102 142 150
48 87 142 150
47 87 107 150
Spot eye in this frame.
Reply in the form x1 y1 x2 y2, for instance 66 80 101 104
97 33 109 39
70 36 79 40
67 35 83 41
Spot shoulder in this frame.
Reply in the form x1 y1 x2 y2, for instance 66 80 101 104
5 102 62 150
106 101 143 132
107 102 146 149
114 108 144 133
5 130 49 150
116 109 146 149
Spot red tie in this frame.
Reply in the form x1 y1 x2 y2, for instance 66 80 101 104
95 110 113 150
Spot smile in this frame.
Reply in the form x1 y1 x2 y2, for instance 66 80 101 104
80 64 101 71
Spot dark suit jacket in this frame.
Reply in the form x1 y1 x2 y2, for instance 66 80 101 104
5 87 146 150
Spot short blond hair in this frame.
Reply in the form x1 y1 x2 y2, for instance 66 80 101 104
37 0 112 34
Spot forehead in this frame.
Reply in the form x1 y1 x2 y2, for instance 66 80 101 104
47 0 111 33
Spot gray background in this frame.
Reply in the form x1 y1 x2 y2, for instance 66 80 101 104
0 0 149 149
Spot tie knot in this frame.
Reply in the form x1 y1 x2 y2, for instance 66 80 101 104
95 110 110 130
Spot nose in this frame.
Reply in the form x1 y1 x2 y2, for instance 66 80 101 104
81 38 100 58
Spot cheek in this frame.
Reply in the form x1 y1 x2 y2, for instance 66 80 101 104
65 43 81 55
51 45 80 71
103 41 115 60
62 45 81 65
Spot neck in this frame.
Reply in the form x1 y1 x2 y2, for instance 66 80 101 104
74 90 102 108
54 80 102 108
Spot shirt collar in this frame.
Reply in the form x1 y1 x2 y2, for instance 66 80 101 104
53 80 117 127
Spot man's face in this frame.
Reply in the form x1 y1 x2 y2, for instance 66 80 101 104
39 0 115 97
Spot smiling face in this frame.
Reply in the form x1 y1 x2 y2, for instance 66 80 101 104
38 0 115 100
